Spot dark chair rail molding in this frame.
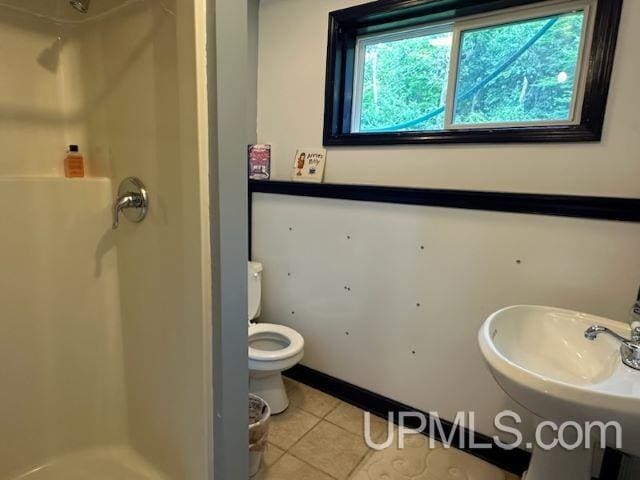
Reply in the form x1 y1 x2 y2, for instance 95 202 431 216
249 180 640 223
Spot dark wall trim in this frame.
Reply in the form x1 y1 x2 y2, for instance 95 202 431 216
285 364 624 480
249 180 640 223
323 0 624 146
600 448 625 480
285 364 530 476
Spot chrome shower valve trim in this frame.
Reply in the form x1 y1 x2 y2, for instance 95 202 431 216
112 177 148 229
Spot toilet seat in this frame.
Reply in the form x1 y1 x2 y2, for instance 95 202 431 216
247 262 305 413
249 323 304 361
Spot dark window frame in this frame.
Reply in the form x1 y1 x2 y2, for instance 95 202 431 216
322 0 623 146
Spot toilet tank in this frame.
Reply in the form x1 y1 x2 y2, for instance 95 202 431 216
248 261 263 321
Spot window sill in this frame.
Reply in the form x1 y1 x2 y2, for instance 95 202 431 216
323 124 602 146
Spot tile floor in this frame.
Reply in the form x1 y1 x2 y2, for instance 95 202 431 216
255 377 521 480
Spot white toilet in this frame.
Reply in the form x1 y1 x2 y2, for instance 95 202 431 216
248 261 304 414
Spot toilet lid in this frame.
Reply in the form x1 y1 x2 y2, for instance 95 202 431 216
248 323 304 361
248 262 262 320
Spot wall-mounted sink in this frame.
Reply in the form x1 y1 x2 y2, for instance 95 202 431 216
479 305 640 480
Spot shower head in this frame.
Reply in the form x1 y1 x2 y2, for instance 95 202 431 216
70 0 91 13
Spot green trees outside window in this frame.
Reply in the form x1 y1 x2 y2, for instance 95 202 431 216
356 10 585 133
359 31 453 132
454 12 584 125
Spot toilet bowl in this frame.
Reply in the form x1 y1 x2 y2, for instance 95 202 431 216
249 323 304 413
248 262 304 414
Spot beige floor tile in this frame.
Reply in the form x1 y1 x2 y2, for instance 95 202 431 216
284 377 341 417
350 432 507 480
425 447 507 480
325 401 392 442
350 431 439 479
263 382 517 480
263 443 285 467
263 454 333 480
269 407 320 450
290 420 370 480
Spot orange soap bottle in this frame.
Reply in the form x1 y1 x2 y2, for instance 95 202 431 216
64 144 85 178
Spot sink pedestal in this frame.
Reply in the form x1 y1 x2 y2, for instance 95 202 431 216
524 421 593 480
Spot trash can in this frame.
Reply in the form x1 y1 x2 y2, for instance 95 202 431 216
249 393 271 477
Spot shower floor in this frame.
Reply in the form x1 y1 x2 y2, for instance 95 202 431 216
11 447 167 480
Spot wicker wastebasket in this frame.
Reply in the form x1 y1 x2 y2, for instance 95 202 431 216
249 393 271 477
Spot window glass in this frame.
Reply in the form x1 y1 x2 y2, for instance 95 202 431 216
357 30 453 132
452 11 585 125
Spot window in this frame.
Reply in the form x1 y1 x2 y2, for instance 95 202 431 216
324 0 623 145
353 26 454 132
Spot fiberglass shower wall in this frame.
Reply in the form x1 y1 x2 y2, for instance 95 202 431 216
0 1 210 479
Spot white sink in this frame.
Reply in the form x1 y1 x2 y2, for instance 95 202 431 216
479 305 640 480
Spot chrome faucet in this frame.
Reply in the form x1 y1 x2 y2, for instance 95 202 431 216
112 193 140 229
585 325 640 370
112 177 148 229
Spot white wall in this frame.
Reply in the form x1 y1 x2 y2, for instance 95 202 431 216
254 0 640 442
257 0 640 197
0 178 126 478
248 0 260 143
252 194 640 439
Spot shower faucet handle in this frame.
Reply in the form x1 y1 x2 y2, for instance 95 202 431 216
112 177 149 229
112 194 138 229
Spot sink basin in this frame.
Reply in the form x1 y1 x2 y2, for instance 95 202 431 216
479 305 640 479
487 306 620 385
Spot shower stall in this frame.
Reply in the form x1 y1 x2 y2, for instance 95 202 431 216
0 1 213 478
